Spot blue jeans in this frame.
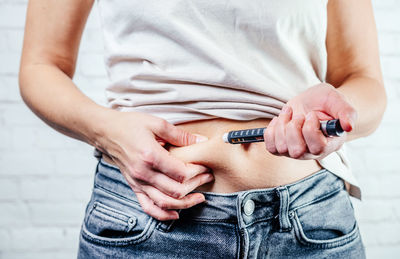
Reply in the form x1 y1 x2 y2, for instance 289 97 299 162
78 157 365 258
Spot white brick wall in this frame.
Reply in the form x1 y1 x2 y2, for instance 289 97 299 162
0 0 399 258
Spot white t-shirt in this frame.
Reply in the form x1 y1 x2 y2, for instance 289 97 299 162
94 0 361 199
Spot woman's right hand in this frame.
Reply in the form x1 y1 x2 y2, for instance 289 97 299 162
18 0 214 222
95 110 214 221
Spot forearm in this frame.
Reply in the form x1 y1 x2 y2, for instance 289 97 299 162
335 75 387 141
19 63 114 148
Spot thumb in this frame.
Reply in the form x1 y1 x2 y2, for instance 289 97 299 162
324 92 357 132
153 121 208 147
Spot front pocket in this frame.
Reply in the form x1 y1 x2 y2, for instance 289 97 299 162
82 200 156 246
291 190 360 249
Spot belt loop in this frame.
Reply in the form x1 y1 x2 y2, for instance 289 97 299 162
276 186 291 232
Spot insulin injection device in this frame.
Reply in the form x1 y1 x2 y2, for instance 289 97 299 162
223 119 344 144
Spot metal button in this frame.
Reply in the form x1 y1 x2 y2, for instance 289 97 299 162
244 199 255 216
128 217 136 226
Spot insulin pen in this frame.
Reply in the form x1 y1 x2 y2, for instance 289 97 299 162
222 119 344 144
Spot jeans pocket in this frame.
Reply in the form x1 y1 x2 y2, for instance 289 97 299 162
81 192 157 246
291 189 360 249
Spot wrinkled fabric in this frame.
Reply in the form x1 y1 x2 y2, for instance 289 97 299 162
78 158 365 258
94 0 361 198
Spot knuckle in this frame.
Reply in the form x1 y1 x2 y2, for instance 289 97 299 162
130 168 149 182
277 147 288 154
265 142 276 153
140 149 155 166
309 145 324 155
177 170 188 183
291 145 306 158
128 167 141 178
172 188 184 199
156 119 170 135
157 199 172 210
276 142 287 153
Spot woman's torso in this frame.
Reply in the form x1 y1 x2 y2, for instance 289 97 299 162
102 118 323 192
98 0 342 192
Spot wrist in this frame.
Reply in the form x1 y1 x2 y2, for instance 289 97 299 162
84 105 119 152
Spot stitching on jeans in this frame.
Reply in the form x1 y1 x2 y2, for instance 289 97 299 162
292 211 360 249
81 217 156 246
94 184 141 206
290 186 343 212
183 218 237 223
240 216 275 228
91 201 131 224
234 224 241 259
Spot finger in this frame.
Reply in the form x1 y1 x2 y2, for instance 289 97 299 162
155 136 167 146
135 192 179 221
140 144 210 183
148 170 214 199
324 91 357 132
265 116 278 154
141 185 206 210
286 115 307 159
314 111 334 121
275 106 292 154
302 111 327 156
153 119 208 147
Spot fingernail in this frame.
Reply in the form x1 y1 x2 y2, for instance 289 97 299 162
193 134 208 143
306 112 313 120
281 106 289 114
207 173 214 181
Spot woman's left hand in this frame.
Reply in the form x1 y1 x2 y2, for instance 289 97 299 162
264 83 357 160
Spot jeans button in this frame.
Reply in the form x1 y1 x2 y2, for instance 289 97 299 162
244 199 255 216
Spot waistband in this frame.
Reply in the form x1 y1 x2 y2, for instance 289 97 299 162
94 157 345 230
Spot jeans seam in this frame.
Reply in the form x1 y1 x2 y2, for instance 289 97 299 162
234 224 240 259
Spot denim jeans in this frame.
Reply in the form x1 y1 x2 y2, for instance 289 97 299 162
77 157 365 259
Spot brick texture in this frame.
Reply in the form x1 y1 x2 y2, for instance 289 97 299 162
0 0 399 258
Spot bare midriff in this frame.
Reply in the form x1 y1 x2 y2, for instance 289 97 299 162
102 118 324 193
